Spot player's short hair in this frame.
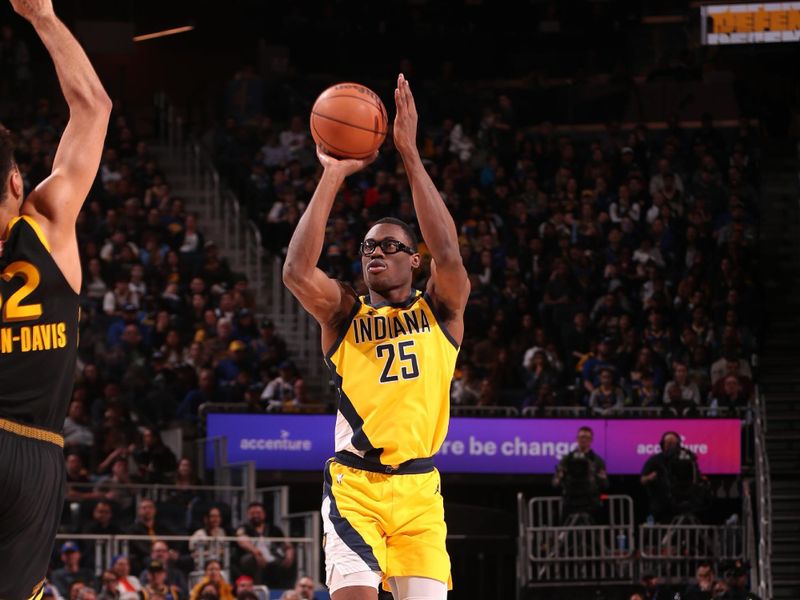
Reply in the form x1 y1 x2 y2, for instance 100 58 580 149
0 126 16 204
371 217 418 250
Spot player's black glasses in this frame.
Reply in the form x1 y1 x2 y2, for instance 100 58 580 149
359 238 416 256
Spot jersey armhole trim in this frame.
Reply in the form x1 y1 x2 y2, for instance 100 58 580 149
422 292 459 350
7 215 52 253
324 298 362 360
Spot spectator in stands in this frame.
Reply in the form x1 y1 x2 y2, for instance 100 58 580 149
451 362 482 406
171 456 202 492
111 556 142 600
684 562 716 600
215 340 249 386
77 588 97 600
51 542 96 597
712 375 750 412
711 352 752 387
712 357 754 399
190 506 228 565
639 572 668 600
64 397 95 450
279 116 307 159
125 500 177 572
189 560 234 600
98 455 138 507
279 593 300 600
236 501 295 588
580 338 615 396
251 319 287 364
260 361 305 411
80 500 121 558
97 570 120 600
103 276 138 317
138 540 188 597
523 350 558 408
630 371 660 408
233 576 254 596
663 362 702 415
628 347 666 394
141 561 180 600
177 368 223 425
588 368 624 415
294 576 314 599
722 560 750 600
131 427 178 483
553 426 608 522
65 452 99 502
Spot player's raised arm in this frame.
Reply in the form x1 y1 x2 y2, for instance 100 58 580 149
393 74 469 326
11 0 111 240
282 148 375 337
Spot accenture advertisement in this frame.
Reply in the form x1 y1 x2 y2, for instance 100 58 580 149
206 415 741 475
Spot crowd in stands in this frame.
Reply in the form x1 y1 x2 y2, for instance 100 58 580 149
212 82 761 416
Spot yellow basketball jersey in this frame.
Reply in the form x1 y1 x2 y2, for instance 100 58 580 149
325 290 459 468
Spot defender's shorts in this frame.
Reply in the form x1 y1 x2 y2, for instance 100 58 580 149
0 426 65 600
321 457 452 591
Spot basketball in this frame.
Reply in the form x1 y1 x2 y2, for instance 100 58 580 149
310 82 388 159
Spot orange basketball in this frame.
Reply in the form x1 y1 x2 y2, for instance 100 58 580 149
310 82 388 159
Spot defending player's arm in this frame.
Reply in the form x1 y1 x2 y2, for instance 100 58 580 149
282 149 375 340
393 74 469 338
10 0 111 282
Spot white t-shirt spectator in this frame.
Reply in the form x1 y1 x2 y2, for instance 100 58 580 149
663 380 701 406
63 417 94 447
189 526 227 564
117 575 142 600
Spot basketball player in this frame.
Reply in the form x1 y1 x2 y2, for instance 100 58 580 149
0 1 111 598
283 74 469 600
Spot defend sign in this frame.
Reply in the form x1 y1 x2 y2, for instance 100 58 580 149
205 414 742 475
701 3 800 44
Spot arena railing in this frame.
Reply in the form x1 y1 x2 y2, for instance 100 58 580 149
55 534 316 581
268 256 326 387
451 405 520 417
157 94 335 399
63 481 250 528
753 389 772 599
515 493 528 600
520 405 753 419
194 435 228 483
742 479 759 594
519 495 635 588
638 522 745 584
156 92 265 310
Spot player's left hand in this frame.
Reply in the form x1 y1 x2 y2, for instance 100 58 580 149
9 0 55 23
393 73 418 156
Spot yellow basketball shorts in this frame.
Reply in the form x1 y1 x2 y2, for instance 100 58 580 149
321 458 452 590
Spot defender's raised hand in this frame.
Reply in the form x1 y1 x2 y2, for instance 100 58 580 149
393 73 419 156
9 0 55 23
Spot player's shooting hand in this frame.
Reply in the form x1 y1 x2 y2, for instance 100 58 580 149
393 73 419 156
9 0 55 23
316 146 377 177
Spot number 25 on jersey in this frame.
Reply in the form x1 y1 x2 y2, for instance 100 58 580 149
376 340 420 383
